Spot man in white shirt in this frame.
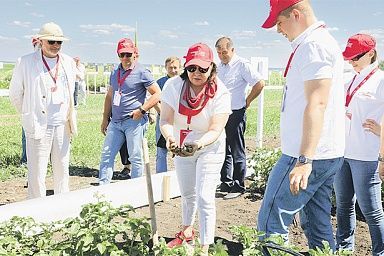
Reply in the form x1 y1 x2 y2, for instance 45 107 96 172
9 22 77 199
257 0 345 251
215 37 265 200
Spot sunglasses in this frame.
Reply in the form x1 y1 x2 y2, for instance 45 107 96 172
47 40 63 45
351 51 368 62
118 52 133 58
185 65 209 74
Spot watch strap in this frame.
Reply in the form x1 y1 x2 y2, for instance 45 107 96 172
139 107 146 115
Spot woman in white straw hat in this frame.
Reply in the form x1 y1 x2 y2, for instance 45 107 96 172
9 22 77 199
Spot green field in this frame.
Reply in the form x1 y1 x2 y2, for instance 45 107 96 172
0 90 282 181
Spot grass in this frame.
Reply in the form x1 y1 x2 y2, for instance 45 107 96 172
0 89 281 181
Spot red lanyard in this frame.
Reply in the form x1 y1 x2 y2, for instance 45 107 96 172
345 67 378 107
283 24 325 78
117 68 132 93
42 52 60 86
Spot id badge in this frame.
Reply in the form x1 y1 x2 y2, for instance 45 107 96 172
51 85 64 104
345 107 352 120
113 91 121 106
180 129 192 146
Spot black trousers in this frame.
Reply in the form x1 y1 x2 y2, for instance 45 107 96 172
220 107 246 192
119 141 131 166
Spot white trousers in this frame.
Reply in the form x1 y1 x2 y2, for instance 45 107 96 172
174 139 225 245
26 123 71 199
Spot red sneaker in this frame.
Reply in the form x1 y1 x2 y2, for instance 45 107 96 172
167 230 195 248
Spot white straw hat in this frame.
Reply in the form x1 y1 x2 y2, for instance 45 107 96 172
36 22 69 41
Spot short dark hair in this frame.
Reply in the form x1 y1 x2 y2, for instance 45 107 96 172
215 37 233 50
371 50 377 64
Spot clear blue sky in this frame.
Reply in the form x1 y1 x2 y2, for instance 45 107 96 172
0 0 383 68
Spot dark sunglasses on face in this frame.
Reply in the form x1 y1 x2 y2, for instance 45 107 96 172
351 51 368 62
47 40 63 45
118 52 133 58
185 65 209 74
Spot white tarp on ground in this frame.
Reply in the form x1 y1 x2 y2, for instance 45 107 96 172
0 171 180 223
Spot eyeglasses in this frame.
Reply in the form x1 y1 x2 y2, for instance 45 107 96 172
118 52 133 58
351 51 368 62
47 40 63 45
185 65 209 74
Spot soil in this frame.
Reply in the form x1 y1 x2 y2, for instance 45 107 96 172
0 138 373 255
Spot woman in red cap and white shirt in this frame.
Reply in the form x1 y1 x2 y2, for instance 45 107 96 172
334 33 384 255
160 43 231 255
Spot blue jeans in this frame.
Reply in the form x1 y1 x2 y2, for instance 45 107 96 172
334 158 384 255
99 117 146 184
21 127 27 164
257 154 343 251
155 115 167 173
74 82 79 107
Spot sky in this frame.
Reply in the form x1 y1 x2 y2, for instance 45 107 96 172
0 0 383 68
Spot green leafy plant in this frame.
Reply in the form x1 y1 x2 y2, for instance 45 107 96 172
247 147 281 193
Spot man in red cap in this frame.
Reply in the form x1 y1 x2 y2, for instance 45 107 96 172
258 0 345 251
99 38 160 184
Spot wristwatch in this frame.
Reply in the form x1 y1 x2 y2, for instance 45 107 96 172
298 155 313 165
378 155 384 162
139 106 146 115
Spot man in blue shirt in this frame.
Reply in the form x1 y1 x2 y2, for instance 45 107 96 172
99 38 161 184
155 56 181 173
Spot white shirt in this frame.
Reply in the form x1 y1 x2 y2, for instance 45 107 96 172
161 76 232 147
43 57 70 126
344 62 384 161
218 54 262 110
281 21 345 159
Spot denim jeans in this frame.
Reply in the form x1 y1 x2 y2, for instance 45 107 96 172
334 158 384 255
21 127 27 164
155 115 167 173
99 117 146 184
73 82 79 107
257 154 343 251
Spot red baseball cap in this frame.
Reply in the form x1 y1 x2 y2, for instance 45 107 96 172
342 34 376 60
117 38 135 54
184 43 213 69
262 0 303 29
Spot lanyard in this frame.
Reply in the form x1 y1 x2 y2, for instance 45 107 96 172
42 52 60 87
283 24 325 78
117 68 132 93
345 67 378 107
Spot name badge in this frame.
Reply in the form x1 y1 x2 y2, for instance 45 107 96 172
51 85 64 104
180 129 192 146
113 91 121 106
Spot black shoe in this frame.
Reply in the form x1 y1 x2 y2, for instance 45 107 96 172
120 167 131 179
217 182 231 193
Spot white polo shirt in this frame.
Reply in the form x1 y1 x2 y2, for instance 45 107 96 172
217 54 262 110
344 62 384 161
281 21 345 159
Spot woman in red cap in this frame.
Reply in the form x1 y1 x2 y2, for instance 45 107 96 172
160 43 231 255
334 33 384 255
